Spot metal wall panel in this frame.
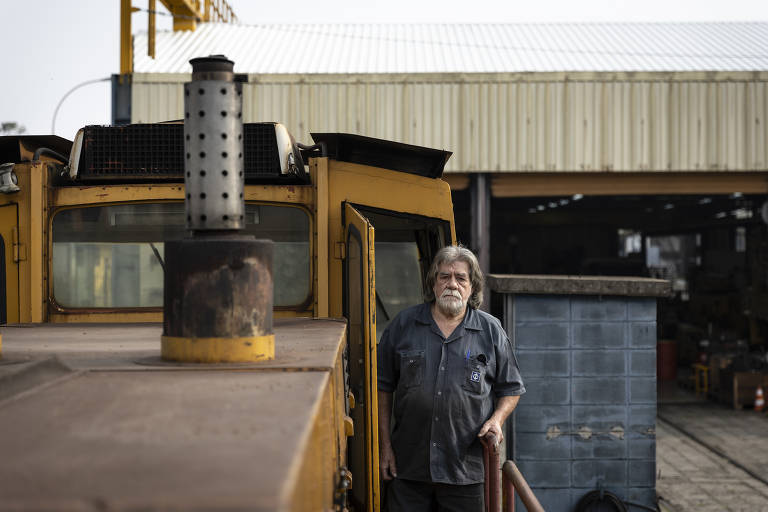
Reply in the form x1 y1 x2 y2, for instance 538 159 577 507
505 292 659 512
132 73 768 173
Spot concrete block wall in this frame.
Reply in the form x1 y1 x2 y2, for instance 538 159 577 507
507 294 657 511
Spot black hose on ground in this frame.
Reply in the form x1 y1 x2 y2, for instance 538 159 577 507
574 490 660 512
574 490 627 511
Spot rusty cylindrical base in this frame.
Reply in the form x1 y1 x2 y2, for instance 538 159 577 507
162 237 274 363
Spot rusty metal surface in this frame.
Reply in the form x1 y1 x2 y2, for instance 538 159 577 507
0 370 327 511
503 474 514 512
0 318 347 511
481 433 501 512
502 461 545 512
0 357 72 402
487 274 672 298
163 238 273 338
0 319 345 372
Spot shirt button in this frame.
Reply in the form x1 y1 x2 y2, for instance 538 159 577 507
440 366 445 371
437 391 442 395
432 443 437 447
435 417 439 421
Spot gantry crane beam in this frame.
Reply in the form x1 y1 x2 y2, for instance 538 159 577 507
120 0 237 74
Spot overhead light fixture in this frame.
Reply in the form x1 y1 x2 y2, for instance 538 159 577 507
537 205 545 211
528 208 537 214
559 199 569 206
572 194 583 201
731 192 743 199
548 202 557 208
732 208 753 220
664 203 674 210
699 197 712 205
715 212 727 219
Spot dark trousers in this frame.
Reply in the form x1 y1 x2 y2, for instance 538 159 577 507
385 478 484 512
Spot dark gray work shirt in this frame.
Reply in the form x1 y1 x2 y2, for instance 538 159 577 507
377 302 525 485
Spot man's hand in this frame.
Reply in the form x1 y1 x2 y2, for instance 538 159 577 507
378 391 397 480
380 443 398 480
478 418 504 444
477 395 521 445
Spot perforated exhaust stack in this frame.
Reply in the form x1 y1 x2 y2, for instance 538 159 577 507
161 55 275 363
184 55 245 231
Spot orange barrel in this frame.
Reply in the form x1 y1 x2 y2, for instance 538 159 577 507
657 339 677 381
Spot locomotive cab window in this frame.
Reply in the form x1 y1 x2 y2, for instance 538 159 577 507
51 202 310 309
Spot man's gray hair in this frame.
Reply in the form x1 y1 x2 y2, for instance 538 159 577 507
424 245 484 309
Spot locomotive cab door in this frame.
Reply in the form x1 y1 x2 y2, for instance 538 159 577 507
0 204 18 324
343 203 380 512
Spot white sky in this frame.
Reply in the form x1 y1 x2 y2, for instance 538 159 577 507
1 0 767 141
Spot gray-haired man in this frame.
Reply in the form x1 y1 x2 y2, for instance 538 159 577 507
377 245 525 512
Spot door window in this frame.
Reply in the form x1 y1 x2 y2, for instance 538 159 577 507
353 207 451 340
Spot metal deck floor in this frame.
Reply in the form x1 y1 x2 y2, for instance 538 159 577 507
0 319 347 511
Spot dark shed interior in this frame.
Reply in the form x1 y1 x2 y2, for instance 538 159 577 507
453 190 768 404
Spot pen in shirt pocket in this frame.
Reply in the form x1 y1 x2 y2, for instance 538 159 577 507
466 349 470 360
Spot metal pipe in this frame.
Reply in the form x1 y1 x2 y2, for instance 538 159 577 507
480 433 501 512
184 54 244 232
482 437 490 511
502 461 545 512
502 469 515 512
32 147 69 163
50 77 111 135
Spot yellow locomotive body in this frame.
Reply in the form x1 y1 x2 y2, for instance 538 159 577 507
0 127 455 511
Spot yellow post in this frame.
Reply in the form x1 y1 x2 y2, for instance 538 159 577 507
148 0 156 59
120 0 133 75
29 163 44 323
312 158 329 318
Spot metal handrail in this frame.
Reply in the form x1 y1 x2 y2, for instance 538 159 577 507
480 433 501 512
481 433 545 512
502 460 545 512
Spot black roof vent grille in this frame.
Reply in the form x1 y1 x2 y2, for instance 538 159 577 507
80 124 183 179
244 123 281 176
75 123 304 183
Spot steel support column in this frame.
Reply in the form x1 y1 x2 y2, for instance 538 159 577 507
470 173 491 311
111 74 132 126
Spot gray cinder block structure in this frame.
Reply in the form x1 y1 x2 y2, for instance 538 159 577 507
488 275 670 512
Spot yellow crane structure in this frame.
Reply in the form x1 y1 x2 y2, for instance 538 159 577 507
120 0 238 74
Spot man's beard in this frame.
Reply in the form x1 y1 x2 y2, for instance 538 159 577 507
436 289 467 317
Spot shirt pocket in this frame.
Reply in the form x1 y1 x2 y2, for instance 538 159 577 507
461 357 487 395
399 350 425 388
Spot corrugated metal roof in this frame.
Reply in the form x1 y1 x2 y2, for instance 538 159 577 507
133 22 768 74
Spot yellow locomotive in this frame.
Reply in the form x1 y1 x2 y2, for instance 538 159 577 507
0 83 455 510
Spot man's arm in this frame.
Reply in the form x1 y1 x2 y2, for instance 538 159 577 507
378 391 397 480
477 395 520 444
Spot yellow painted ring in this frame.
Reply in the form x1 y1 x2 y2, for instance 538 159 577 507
161 334 275 363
